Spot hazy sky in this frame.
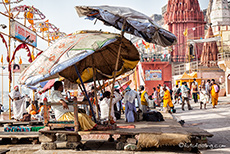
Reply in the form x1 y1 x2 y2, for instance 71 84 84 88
0 0 209 62
0 0 209 91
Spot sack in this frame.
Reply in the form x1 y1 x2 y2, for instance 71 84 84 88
156 112 164 121
114 111 121 120
21 113 31 122
143 111 164 122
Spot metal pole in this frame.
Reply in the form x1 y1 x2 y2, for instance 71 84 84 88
108 20 126 123
74 65 96 123
8 3 11 120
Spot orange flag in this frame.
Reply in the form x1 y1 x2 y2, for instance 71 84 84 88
1 54 3 63
19 56 22 65
26 12 34 25
183 28 188 37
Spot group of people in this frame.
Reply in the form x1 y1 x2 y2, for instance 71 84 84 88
171 78 220 110
8 86 50 121
7 78 219 131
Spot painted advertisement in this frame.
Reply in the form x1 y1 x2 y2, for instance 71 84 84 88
145 70 162 81
10 20 37 47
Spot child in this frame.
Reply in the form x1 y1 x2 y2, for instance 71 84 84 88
199 85 209 109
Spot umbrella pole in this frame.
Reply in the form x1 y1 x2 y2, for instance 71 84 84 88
117 80 123 92
78 83 88 111
103 80 106 91
97 80 104 94
108 20 126 124
92 56 100 120
74 65 97 123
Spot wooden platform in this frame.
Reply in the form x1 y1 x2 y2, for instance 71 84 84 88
0 112 213 143
0 149 10 154
39 112 213 138
0 132 39 139
0 121 43 127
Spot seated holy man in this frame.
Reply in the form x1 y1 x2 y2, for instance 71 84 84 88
49 81 97 131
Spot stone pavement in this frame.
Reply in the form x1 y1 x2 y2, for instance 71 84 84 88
173 96 230 154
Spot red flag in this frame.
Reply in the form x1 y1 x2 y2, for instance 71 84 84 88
153 44 156 49
135 42 139 48
142 40 146 46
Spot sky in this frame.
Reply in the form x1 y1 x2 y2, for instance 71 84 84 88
0 0 209 92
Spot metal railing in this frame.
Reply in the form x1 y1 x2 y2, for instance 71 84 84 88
218 52 230 61
140 53 171 62
173 61 198 75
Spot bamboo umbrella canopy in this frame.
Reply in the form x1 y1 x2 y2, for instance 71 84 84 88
18 30 140 86
75 5 177 47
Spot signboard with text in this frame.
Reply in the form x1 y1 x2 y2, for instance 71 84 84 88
145 70 162 81
10 20 37 47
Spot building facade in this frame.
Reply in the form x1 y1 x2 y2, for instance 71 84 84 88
164 0 206 62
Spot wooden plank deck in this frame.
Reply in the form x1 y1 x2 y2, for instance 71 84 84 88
40 114 213 138
0 149 10 154
0 121 44 127
0 132 39 138
0 112 213 140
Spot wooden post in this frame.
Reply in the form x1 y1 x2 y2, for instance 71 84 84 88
134 68 137 91
43 99 48 126
97 80 104 94
8 3 11 120
92 55 100 120
73 102 79 132
108 20 126 123
1 62 3 105
102 80 106 91
33 90 35 101
24 12 26 26
221 30 223 53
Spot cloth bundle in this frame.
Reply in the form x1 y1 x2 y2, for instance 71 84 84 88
4 126 30 132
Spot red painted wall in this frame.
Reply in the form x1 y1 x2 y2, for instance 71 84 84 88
137 62 172 95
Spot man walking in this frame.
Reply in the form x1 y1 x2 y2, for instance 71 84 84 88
163 85 175 113
181 82 192 111
210 79 220 108
205 79 211 104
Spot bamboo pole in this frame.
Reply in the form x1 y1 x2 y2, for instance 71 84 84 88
73 102 79 132
97 80 104 94
24 12 26 26
134 68 137 91
221 30 223 53
8 3 11 120
108 20 126 123
102 80 106 91
92 55 99 120
1 62 3 105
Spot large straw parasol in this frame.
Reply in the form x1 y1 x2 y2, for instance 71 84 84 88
18 30 140 122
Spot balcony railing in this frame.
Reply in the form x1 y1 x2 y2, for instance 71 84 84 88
218 52 230 61
173 61 198 75
140 53 171 62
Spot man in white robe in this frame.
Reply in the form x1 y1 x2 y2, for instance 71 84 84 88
8 86 26 121
99 91 122 122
